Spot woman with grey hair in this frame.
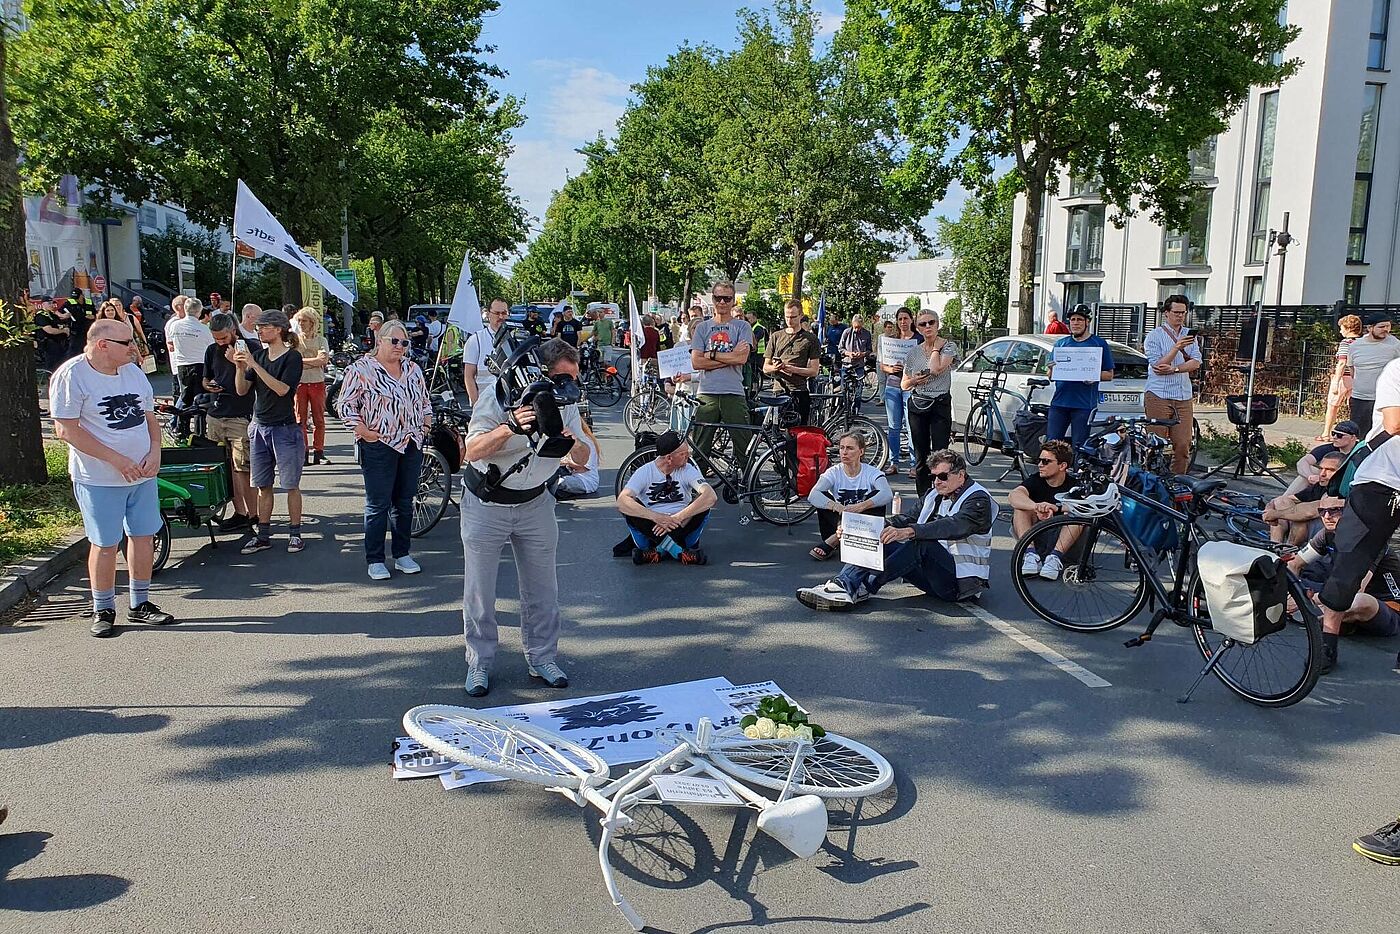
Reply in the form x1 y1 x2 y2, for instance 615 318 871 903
339 319 433 580
902 310 961 497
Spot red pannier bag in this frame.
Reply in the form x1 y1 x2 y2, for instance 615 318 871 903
789 426 830 497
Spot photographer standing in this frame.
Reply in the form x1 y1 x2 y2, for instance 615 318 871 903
460 337 587 698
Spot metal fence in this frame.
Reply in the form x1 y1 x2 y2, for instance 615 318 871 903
1089 301 1400 419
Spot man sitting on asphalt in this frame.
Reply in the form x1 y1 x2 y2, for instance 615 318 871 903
616 430 716 565
1286 420 1360 496
1263 450 1344 545
797 449 997 609
1288 493 1400 672
1009 439 1083 581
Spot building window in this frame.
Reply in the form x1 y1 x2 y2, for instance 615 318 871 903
1244 276 1263 305
1066 173 1101 198
1156 279 1207 306
1064 282 1100 310
1162 190 1213 266
1371 0 1391 69
1350 84 1383 263
1188 137 1218 179
1065 205 1105 271
1273 3 1289 67
138 204 158 230
1034 206 1045 280
1345 275 1365 305
1248 91 1279 263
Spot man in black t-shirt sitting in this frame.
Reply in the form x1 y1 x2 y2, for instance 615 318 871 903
1264 450 1343 545
1289 494 1400 673
1009 440 1083 581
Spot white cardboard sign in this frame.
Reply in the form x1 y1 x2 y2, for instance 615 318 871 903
657 343 694 380
878 337 916 367
1051 345 1103 382
839 512 885 571
650 775 744 806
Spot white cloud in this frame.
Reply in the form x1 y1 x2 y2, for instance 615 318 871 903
815 8 844 36
507 61 632 231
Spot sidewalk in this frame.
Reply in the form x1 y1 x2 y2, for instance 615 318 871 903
1195 405 1326 446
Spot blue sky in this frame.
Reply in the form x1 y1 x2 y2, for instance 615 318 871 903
479 1 967 266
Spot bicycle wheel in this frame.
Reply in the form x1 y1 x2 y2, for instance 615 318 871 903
1011 515 1150 632
403 705 610 789
1187 572 1322 707
624 392 670 437
845 415 888 469
614 445 659 498
708 731 893 799
1224 512 1274 546
1186 418 1201 474
746 443 816 526
411 447 452 538
860 370 881 405
592 374 625 408
962 404 992 466
1245 431 1272 473
151 519 171 575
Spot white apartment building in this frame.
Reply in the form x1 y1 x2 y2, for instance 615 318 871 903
1009 0 1400 331
876 257 960 315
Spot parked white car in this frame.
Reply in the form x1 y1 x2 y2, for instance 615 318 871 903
949 333 1151 435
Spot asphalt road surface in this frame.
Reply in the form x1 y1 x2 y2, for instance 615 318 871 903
4 386 1399 934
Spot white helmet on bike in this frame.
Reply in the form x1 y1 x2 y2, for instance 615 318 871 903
1056 481 1121 518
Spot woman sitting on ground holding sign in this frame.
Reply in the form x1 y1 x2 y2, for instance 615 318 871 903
807 432 893 560
797 449 997 610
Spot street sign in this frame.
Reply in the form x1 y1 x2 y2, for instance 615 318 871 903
334 268 358 302
778 273 793 296
92 275 107 294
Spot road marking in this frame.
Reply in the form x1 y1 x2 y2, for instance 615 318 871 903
963 604 1113 689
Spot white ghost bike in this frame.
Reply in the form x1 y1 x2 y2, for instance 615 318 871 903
402 705 893 930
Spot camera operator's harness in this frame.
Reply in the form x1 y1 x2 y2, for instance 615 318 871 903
463 331 581 506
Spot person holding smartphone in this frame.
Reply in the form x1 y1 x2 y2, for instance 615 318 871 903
901 311 960 497
1143 294 1202 475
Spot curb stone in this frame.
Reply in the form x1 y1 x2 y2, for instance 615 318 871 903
0 530 87 615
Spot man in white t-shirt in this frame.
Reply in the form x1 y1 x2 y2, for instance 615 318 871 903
164 297 214 438
617 430 717 564
1344 314 1400 436
51 319 177 637
426 309 446 355
1320 354 1400 673
462 298 510 405
549 423 601 499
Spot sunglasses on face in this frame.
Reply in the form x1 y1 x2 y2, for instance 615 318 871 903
102 337 133 346
1319 507 1344 517
1332 431 1352 438
385 337 411 347
1037 457 1057 466
931 470 958 482
917 321 936 328
713 295 735 303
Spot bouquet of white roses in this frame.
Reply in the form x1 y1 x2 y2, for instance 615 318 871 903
739 695 825 743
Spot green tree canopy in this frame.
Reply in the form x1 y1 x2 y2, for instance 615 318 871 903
806 237 891 321
937 186 1014 330
845 0 1296 331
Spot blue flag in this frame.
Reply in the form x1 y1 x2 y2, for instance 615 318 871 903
815 289 826 334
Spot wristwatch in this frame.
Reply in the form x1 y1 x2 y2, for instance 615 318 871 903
707 349 717 361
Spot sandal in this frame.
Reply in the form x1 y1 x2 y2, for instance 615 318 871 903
810 542 837 561
287 535 305 554
882 463 898 476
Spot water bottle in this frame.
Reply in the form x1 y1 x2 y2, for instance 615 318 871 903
890 492 903 516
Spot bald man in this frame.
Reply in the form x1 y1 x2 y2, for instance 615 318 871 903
240 303 261 341
51 319 176 636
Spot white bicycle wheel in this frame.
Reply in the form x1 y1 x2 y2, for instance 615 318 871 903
708 732 893 799
403 705 610 789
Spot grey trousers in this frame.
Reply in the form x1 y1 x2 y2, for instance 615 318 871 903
461 491 561 669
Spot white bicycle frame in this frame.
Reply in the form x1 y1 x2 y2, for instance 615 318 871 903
535 717 828 931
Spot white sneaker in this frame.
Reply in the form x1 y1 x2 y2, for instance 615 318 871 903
1039 554 1064 581
394 556 422 574
796 580 856 611
367 562 391 581
1021 551 1042 576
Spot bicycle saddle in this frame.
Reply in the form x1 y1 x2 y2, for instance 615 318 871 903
1173 475 1227 499
753 393 791 410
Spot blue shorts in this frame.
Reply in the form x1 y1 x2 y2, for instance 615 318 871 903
249 422 306 490
73 479 163 547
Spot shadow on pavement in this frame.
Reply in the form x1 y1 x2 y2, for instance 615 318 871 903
0 707 170 750
0 830 131 911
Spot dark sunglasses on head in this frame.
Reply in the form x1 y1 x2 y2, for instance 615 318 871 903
385 337 411 347
1319 507 1344 517
713 295 735 303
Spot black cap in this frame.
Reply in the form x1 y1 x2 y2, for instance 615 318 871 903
1068 304 1091 321
1365 312 1391 326
655 430 683 457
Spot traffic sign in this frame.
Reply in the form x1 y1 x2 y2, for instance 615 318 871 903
779 273 793 296
92 275 107 294
334 268 359 302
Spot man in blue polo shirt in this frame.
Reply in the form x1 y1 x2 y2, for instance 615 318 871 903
1046 305 1115 452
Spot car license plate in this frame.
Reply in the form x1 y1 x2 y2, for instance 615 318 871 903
1100 391 1141 405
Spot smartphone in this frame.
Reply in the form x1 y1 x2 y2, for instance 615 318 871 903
235 339 248 354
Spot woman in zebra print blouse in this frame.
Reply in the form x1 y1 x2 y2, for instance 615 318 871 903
339 320 433 581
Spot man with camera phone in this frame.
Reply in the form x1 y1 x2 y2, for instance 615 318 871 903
461 337 587 698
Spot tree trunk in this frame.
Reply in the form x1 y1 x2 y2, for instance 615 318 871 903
396 267 409 316
0 31 47 484
279 264 303 308
439 265 447 304
414 266 424 305
372 254 387 312
680 268 693 311
791 243 806 306
1016 176 1045 335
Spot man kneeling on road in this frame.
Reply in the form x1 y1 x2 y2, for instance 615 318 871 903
797 449 997 610
1290 494 1400 673
617 430 716 565
1009 439 1082 581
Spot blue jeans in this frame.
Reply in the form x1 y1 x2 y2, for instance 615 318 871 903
358 440 423 564
1046 405 1093 454
884 384 909 465
835 539 960 601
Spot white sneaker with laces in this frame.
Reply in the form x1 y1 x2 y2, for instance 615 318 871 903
394 556 422 574
528 661 569 688
1021 551 1042 576
797 580 856 611
1039 554 1064 581
368 562 391 581
464 667 490 697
